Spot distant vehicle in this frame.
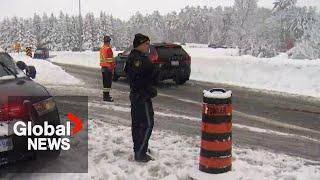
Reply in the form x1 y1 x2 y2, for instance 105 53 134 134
33 48 50 59
92 47 100 52
71 47 81 52
208 44 227 49
114 43 191 85
0 51 61 165
116 47 127 51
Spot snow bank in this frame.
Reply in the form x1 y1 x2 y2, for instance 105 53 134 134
49 51 100 68
9 53 83 86
185 43 208 48
49 49 238 69
49 49 320 98
189 51 320 98
184 47 240 57
49 51 122 68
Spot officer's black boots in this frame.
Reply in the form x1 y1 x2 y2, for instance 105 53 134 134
134 153 154 163
104 96 114 102
103 92 114 102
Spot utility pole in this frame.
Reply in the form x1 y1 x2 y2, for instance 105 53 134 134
79 0 83 52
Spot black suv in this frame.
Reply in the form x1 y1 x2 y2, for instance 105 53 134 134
114 43 191 84
33 48 50 59
0 51 61 166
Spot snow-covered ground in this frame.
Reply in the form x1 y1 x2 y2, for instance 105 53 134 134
46 48 320 98
184 46 240 56
190 52 320 98
24 116 320 180
9 53 83 86
48 51 122 68
87 119 320 180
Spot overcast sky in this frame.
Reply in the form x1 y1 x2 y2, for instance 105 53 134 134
0 0 319 20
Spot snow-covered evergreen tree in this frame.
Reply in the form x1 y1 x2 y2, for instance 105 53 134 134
231 0 258 50
0 18 16 50
163 12 179 43
83 13 99 50
291 14 320 59
0 3 319 59
98 12 113 45
272 0 316 48
272 0 297 13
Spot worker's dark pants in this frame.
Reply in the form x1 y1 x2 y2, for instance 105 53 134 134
131 98 154 157
101 68 113 97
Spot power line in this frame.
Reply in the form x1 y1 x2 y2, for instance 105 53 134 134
79 0 83 52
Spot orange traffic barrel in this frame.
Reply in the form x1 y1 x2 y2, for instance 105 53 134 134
199 88 232 174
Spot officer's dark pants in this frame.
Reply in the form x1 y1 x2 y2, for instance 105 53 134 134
131 98 154 157
101 68 113 97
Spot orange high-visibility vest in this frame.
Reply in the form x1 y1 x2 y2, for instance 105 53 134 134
100 44 115 70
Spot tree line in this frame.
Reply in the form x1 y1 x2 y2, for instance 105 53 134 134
0 0 319 59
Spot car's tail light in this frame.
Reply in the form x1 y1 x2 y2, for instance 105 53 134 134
150 51 159 63
0 103 27 121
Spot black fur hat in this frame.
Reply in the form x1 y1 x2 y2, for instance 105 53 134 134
133 33 150 48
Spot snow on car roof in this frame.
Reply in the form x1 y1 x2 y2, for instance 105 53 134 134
203 89 232 99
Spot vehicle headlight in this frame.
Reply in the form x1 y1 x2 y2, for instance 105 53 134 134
33 97 56 116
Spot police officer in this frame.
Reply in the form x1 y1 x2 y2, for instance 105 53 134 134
100 36 115 102
125 34 158 162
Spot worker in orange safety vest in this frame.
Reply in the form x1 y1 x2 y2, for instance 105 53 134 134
100 35 115 102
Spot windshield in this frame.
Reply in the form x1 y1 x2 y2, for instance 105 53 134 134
35 50 44 54
0 53 21 78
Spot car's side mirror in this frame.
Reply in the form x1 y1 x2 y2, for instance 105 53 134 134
26 66 36 79
16 61 27 71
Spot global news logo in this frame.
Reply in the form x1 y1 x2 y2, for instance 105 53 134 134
12 113 83 151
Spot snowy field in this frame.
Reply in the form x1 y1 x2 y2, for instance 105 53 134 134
44 48 320 98
10 53 83 86
47 50 121 68
23 116 320 180
190 52 320 98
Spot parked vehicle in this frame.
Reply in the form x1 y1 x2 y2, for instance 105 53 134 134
0 51 61 166
33 48 50 59
92 47 101 52
114 43 191 85
208 44 227 49
71 47 81 52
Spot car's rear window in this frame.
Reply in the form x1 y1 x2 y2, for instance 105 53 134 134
155 46 188 59
0 53 18 77
35 50 44 54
